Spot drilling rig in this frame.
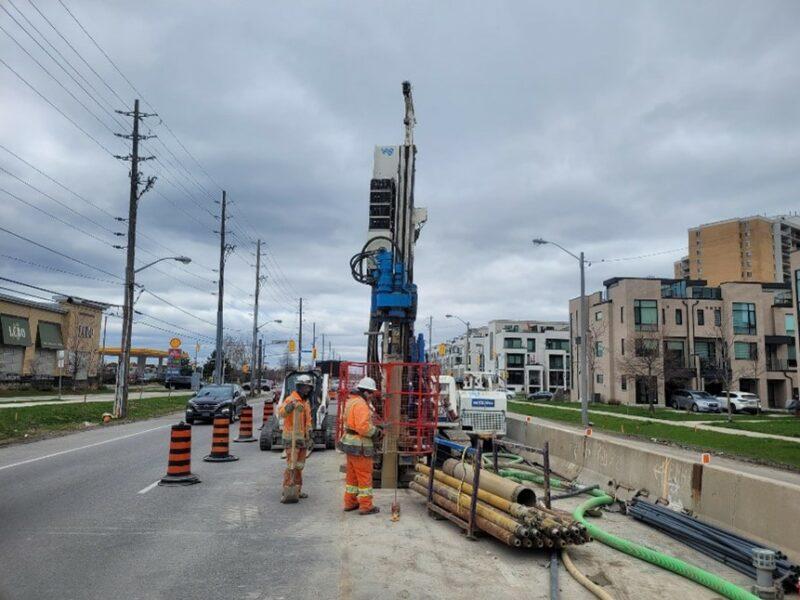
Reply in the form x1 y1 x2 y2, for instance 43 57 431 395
348 81 433 488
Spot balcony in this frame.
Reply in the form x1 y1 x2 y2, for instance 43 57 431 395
767 358 797 372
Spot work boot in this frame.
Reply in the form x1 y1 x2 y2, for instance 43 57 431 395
299 491 308 499
343 505 359 512
359 506 380 515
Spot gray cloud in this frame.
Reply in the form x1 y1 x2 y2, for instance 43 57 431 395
2 1 799 363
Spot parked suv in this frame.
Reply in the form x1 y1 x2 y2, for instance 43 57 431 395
716 391 761 414
670 390 721 413
185 384 246 424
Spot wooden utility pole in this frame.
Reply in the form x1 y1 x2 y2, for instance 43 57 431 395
312 321 316 368
297 297 303 368
214 191 227 384
249 239 262 396
113 99 155 418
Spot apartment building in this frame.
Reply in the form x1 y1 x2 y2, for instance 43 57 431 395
569 277 797 407
792 250 800 396
674 214 800 286
436 320 571 394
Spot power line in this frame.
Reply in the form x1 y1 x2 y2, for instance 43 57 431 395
0 254 119 285
142 289 218 328
0 56 115 155
0 225 122 280
593 247 688 264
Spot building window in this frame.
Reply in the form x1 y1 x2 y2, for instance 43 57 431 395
549 355 564 370
596 373 604 384
504 337 522 349
527 338 536 352
635 338 659 357
675 309 683 325
732 302 756 335
620 306 624 323
595 341 604 357
634 300 658 331
714 308 722 327
621 338 625 355
734 342 757 360
786 314 796 335
665 340 685 365
507 370 524 385
697 309 705 326
595 311 603 321
620 376 627 391
545 339 569 351
694 340 716 360
506 353 524 367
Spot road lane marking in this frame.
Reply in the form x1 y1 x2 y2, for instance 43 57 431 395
137 480 160 494
0 424 170 472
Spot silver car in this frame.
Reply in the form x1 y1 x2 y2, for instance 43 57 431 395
671 390 721 413
716 391 761 414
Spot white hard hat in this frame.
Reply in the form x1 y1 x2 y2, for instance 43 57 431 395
356 377 377 392
295 374 314 387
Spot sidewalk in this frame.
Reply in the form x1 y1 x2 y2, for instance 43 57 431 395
528 402 800 444
0 390 192 409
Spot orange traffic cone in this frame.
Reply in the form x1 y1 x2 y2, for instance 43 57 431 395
203 417 239 462
159 422 200 485
259 400 274 430
234 405 256 443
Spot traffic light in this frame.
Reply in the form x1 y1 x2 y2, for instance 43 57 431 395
288 339 296 353
242 363 250 374
312 346 317 360
438 343 446 357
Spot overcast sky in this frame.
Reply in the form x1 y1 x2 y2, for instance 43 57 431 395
1 1 799 365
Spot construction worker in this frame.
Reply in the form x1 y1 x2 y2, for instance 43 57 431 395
339 376 381 515
279 374 314 502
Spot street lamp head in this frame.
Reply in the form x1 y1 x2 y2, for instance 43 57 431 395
175 256 192 264
274 319 283 324
445 314 453 319
532 238 548 246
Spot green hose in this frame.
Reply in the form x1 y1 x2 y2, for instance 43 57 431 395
482 452 525 466
574 494 759 600
495 466 758 599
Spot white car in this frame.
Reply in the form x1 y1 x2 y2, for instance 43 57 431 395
716 391 761 414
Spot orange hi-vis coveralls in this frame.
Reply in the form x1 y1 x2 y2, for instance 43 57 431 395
279 390 312 493
338 394 377 512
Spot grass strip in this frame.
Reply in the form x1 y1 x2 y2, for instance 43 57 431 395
0 394 191 444
509 401 800 470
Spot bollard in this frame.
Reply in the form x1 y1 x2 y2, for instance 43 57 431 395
259 400 274 430
159 422 201 485
203 417 239 462
234 405 256 443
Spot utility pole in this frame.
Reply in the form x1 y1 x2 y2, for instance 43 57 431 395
579 251 590 426
249 239 262 397
297 297 303 369
427 315 433 360
113 99 156 419
321 333 326 362
100 313 108 383
214 191 228 384
312 322 316 368
257 337 264 382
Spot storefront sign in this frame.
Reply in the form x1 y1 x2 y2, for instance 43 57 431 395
0 315 31 346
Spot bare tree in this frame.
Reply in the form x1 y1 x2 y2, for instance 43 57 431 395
222 335 248 381
617 331 683 416
707 326 765 422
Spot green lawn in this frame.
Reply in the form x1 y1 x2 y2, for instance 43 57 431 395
0 395 191 444
520 398 761 422
509 401 800 470
713 418 800 438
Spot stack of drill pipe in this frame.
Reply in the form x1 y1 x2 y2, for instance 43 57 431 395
629 499 799 593
443 458 538 506
408 481 523 548
413 463 590 550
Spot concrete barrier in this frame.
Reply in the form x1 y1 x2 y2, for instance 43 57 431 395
507 413 800 561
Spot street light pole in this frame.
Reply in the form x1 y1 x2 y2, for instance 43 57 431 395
533 239 590 427
445 314 470 378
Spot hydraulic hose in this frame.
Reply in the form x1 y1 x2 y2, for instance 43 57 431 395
574 494 759 600
561 549 615 600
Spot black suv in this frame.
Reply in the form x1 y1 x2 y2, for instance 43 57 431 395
185 384 246 424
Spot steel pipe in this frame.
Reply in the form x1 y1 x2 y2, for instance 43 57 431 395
444 458 537 506
409 481 522 548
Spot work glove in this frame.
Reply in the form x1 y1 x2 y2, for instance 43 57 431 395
306 434 313 447
283 400 295 413
294 403 304 413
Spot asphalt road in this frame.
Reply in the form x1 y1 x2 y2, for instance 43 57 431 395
0 402 341 600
